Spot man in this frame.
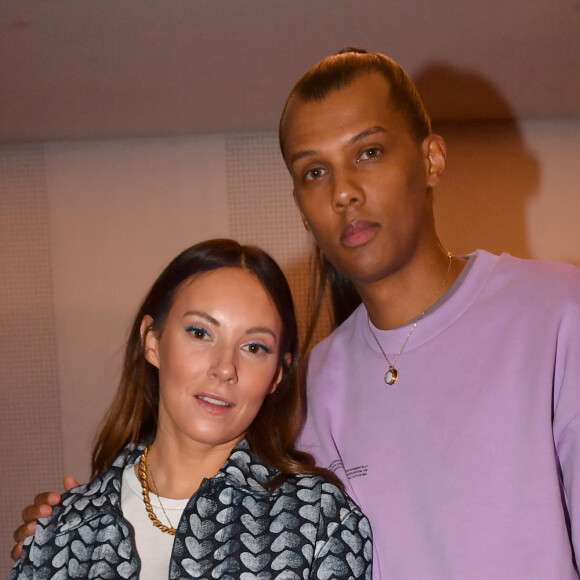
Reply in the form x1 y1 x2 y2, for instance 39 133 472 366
14 49 580 578
278 48 580 578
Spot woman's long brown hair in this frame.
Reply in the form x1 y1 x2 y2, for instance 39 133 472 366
91 239 342 489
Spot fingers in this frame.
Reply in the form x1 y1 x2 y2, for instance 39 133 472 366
11 481 81 562
10 541 23 562
41 491 62 507
11 481 82 562
20 492 59 526
63 476 80 491
13 520 36 544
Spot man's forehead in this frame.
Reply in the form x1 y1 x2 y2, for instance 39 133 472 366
282 76 397 148
285 73 394 125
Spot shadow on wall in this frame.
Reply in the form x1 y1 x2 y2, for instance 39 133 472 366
414 63 540 259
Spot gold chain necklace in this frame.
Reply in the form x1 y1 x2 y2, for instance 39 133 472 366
138 445 176 536
147 458 176 531
367 252 453 386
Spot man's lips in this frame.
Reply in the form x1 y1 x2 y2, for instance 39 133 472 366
340 220 379 248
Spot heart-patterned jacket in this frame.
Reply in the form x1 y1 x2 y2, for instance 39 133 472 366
10 440 372 579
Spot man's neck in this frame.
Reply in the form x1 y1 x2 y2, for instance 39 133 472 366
358 250 466 330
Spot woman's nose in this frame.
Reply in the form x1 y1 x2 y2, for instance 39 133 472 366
207 349 238 384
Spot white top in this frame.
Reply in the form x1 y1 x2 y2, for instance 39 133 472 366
121 464 188 579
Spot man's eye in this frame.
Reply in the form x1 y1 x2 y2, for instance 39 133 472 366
359 148 381 161
304 167 326 181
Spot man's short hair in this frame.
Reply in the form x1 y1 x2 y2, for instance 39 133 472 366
279 47 431 157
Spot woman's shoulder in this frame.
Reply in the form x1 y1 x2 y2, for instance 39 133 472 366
38 448 136 535
275 473 373 554
279 473 365 514
38 470 116 532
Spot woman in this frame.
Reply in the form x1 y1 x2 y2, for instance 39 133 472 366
10 239 372 579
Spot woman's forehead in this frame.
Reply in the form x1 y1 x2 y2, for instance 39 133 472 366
171 268 280 325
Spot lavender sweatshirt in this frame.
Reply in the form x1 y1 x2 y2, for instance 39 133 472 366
300 251 580 579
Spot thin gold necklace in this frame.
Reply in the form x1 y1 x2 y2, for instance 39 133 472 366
147 459 176 532
138 445 176 536
367 252 453 386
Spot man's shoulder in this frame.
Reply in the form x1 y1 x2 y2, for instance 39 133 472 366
489 251 580 297
309 304 364 364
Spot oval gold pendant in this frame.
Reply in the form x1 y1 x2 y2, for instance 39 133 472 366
384 366 398 385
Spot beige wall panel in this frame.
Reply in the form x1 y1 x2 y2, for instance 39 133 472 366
0 146 63 576
45 136 229 481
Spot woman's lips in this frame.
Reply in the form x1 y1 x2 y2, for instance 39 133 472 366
341 220 379 248
195 393 234 415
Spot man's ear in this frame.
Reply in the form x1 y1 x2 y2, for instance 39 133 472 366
422 134 447 188
269 353 292 395
140 315 160 369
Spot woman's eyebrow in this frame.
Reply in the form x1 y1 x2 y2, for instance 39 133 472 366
183 314 277 340
245 327 277 339
183 311 219 326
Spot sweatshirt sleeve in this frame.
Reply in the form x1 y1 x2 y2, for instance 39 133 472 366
297 346 353 494
553 276 580 564
557 415 580 560
310 482 372 579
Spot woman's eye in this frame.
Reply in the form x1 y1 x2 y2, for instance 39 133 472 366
242 342 272 355
186 325 210 340
359 147 381 161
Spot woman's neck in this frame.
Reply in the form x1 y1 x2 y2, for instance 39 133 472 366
138 434 242 499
